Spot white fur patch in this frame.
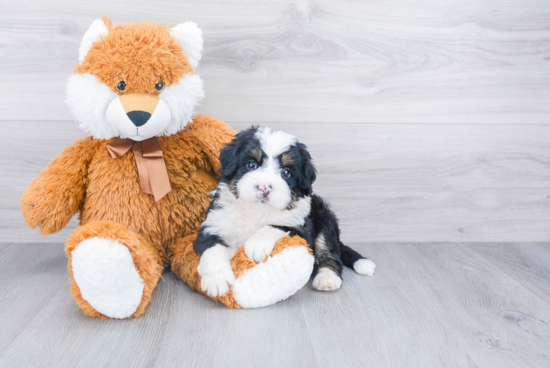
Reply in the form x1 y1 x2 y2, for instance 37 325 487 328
314 233 327 256
79 19 108 63
312 267 342 292
158 74 205 136
354 259 376 276
71 237 144 319
244 226 288 262
255 127 297 158
170 22 203 69
233 246 314 308
197 244 235 297
66 73 119 139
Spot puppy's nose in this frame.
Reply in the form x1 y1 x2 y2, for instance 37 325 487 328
127 111 151 127
257 184 272 197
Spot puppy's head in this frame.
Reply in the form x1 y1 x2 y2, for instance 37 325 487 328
219 127 316 210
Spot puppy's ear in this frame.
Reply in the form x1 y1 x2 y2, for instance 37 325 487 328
219 139 240 179
219 127 259 179
297 142 317 196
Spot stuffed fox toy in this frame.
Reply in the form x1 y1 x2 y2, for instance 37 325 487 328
21 16 313 319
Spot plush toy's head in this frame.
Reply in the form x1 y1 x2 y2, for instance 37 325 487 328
66 15 205 140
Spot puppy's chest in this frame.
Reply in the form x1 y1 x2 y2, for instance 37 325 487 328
215 206 275 249
209 200 308 249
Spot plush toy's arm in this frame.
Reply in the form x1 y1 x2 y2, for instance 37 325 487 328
187 113 236 174
21 137 94 235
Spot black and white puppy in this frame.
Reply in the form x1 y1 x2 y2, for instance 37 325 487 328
194 126 376 297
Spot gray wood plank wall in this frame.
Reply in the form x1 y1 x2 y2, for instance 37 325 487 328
1 0 549 243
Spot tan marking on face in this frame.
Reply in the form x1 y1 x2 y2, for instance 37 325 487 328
228 178 238 197
249 147 263 162
120 93 159 114
281 152 295 166
286 192 298 210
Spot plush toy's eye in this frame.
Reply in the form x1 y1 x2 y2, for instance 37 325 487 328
155 80 164 91
281 168 291 179
246 160 258 170
116 81 126 92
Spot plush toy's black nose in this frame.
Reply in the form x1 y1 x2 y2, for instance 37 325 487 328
127 111 151 127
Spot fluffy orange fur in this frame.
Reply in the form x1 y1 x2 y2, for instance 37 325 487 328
22 114 233 249
22 115 234 317
75 16 193 94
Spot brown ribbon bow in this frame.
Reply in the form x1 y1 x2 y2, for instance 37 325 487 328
106 137 171 202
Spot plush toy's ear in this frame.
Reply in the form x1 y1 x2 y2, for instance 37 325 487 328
79 16 110 63
170 21 203 69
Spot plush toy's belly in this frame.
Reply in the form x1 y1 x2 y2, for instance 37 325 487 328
80 141 218 249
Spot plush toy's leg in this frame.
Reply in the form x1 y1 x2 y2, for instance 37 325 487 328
170 235 314 308
65 221 165 319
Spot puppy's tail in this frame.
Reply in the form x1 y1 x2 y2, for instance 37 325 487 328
341 243 377 276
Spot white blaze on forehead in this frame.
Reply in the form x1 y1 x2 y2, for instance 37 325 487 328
255 127 297 158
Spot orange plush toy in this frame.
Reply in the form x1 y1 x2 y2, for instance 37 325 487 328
21 16 313 318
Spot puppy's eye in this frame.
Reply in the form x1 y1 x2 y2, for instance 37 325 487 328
281 168 291 179
246 160 258 170
155 80 164 91
116 81 126 92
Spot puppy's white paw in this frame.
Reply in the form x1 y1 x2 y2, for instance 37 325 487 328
200 270 235 297
354 259 376 276
312 268 342 292
244 226 288 262
197 244 235 297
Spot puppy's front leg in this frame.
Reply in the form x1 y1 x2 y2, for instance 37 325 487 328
244 226 288 262
197 244 235 297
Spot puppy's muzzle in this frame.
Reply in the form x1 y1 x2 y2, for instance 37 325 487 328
120 93 159 127
257 184 272 198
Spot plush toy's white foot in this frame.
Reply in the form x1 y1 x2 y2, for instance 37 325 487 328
312 268 342 291
198 244 235 297
244 226 288 262
354 259 376 276
233 245 314 308
71 237 144 319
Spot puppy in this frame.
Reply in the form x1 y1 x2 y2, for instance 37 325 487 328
194 126 376 297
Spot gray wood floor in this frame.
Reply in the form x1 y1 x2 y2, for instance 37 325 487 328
1 243 549 368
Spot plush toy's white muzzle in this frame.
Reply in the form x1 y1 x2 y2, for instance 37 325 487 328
105 94 172 141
